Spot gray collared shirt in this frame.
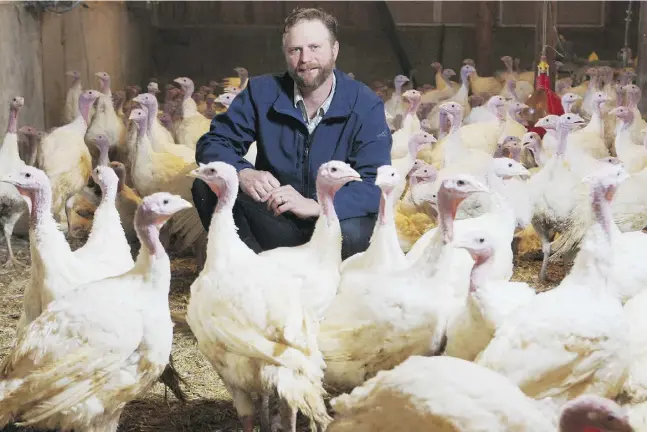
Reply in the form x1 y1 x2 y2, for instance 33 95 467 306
293 73 337 134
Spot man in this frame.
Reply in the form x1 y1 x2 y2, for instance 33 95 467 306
192 7 392 259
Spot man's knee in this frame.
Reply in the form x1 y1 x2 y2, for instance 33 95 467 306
340 215 377 259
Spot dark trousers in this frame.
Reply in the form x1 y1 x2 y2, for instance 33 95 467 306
191 179 376 260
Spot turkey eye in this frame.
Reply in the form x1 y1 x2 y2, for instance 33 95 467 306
163 199 169 205
479 238 484 243
508 163 513 167
391 173 395 177
209 168 215 173
331 167 337 172
25 173 31 178
457 180 465 186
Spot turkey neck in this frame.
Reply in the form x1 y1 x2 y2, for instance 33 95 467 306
468 252 493 293
494 105 505 122
438 110 450 138
627 92 639 110
394 81 404 98
442 73 452 87
591 101 605 139
460 69 471 90
591 185 614 244
406 137 420 161
97 144 110 167
618 112 634 132
590 75 600 91
378 187 395 225
100 78 112 97
24 186 52 229
98 179 118 207
240 73 249 89
484 170 514 223
136 118 150 142
317 183 339 227
555 124 570 157
7 105 19 134
508 83 519 102
144 98 159 133
406 98 421 116
447 111 462 134
182 82 195 103
134 210 167 263
562 99 574 114
79 98 92 127
437 185 459 244
208 178 251 268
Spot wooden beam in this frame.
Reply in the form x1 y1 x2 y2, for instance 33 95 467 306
376 1 416 88
534 1 558 90
638 0 647 112
475 1 495 76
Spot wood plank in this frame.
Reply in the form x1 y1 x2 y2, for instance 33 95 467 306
475 1 495 75
376 1 415 85
252 1 285 25
637 0 647 112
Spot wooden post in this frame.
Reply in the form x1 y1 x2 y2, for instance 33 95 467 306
637 1 647 113
534 1 558 90
475 1 495 76
376 1 416 88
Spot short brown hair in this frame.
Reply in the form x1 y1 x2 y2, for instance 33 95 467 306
283 7 338 42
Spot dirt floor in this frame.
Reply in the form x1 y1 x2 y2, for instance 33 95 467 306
0 228 568 432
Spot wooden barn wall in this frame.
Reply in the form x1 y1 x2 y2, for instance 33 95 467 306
0 3 45 132
148 1 636 91
41 1 152 129
147 1 636 90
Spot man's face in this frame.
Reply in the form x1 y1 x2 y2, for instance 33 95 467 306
283 19 339 91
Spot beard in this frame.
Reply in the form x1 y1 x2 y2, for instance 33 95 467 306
288 59 335 91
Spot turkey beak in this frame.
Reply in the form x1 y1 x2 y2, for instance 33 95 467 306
618 171 630 184
186 168 201 179
471 181 489 194
176 199 193 211
453 237 475 251
514 166 530 178
345 171 362 182
0 172 17 186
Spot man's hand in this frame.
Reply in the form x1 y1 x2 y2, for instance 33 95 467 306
264 185 321 219
238 168 281 202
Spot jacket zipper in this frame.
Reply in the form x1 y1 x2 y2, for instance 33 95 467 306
303 127 317 198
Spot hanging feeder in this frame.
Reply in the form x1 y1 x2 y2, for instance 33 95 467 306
526 55 564 137
524 1 564 138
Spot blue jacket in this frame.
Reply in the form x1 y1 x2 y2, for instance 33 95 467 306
195 69 392 220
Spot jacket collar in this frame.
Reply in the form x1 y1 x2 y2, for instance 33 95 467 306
272 69 353 124
293 72 336 119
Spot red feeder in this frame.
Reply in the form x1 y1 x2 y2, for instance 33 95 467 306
525 55 564 138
